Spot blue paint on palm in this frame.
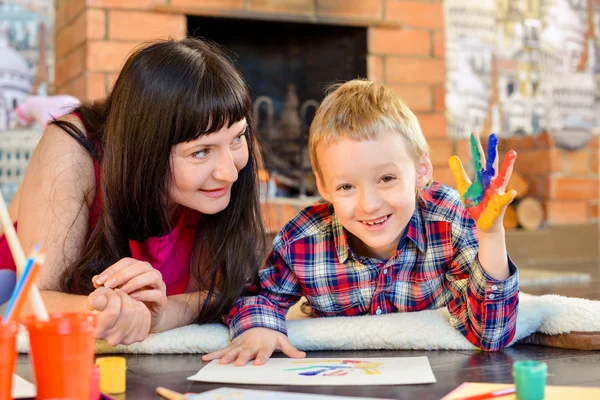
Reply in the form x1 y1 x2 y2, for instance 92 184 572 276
481 134 498 190
463 133 498 208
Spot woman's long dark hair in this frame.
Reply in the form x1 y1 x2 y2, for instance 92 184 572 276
53 38 265 323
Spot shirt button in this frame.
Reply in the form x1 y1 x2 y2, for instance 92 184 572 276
488 293 496 300
383 268 388 275
376 307 382 315
492 285 498 290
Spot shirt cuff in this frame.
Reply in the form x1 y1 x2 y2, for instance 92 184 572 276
469 254 519 302
227 296 288 339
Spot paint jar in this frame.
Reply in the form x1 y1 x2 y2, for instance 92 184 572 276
513 360 547 400
25 312 96 400
90 364 101 400
0 318 19 400
96 356 127 394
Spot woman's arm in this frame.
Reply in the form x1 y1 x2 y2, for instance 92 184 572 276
16 115 96 312
152 291 207 332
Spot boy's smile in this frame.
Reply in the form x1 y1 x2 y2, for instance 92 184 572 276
316 132 432 260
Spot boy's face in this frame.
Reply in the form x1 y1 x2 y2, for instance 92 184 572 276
316 133 432 260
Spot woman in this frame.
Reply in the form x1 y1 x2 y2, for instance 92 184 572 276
1 38 266 346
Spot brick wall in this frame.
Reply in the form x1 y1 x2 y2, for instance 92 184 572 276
499 134 600 225
54 0 599 230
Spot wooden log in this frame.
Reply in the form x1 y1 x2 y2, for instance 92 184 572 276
506 170 529 199
516 197 544 231
503 204 518 230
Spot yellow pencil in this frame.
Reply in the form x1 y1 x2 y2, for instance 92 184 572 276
156 386 186 400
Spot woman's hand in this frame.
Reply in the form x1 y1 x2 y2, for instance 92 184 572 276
449 132 517 233
92 258 167 332
87 287 151 346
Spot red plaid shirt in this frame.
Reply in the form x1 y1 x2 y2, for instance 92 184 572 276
227 182 519 351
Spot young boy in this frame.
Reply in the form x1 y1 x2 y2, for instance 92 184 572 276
204 80 519 366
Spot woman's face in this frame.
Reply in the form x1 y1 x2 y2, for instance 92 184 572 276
169 118 249 215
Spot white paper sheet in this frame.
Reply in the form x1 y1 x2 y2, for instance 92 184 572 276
187 387 392 400
12 374 36 398
188 357 436 386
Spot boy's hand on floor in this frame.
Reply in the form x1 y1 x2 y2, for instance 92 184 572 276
202 327 306 366
449 132 517 232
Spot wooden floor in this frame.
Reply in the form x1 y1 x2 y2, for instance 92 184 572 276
15 262 600 399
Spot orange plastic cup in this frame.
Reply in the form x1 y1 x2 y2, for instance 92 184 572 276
0 319 19 400
25 312 96 400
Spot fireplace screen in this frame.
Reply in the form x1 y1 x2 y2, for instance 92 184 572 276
188 16 367 197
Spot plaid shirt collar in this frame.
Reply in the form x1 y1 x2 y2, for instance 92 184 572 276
332 203 428 263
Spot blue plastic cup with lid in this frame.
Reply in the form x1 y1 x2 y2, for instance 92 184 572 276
513 360 547 400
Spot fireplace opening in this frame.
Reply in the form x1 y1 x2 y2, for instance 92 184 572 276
188 16 367 197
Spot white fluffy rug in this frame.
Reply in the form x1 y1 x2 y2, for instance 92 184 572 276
16 293 600 354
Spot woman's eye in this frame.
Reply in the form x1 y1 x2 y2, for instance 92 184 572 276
192 149 210 159
381 176 395 183
232 133 245 145
338 184 353 191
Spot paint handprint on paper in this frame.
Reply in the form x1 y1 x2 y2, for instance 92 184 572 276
285 360 383 377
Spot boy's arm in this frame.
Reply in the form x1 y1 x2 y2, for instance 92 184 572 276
226 238 304 339
445 211 519 351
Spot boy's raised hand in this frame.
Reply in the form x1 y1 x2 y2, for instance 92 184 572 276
202 327 306 366
449 133 517 232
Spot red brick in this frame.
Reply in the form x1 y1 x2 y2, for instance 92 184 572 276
417 113 447 139
550 177 599 201
589 201 598 219
55 45 85 87
429 139 453 167
433 166 456 188
545 200 588 224
389 84 431 112
386 57 445 84
86 72 108 101
109 11 185 41
55 2 68 31
561 150 591 175
369 28 430 56
514 149 561 175
56 9 106 59
66 0 86 24
248 0 315 15
367 55 384 82
455 138 471 163
433 84 445 112
592 148 599 174
317 0 383 20
86 41 138 72
386 1 443 29
87 9 107 40
534 131 554 148
108 72 120 90
171 0 243 8
56 73 86 101
87 0 164 9
433 30 445 57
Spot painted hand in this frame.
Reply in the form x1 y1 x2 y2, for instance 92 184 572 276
448 133 517 232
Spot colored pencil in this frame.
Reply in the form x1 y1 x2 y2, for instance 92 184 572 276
0 191 49 321
3 253 45 323
454 386 516 400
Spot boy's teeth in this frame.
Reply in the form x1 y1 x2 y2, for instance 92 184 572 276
364 216 388 225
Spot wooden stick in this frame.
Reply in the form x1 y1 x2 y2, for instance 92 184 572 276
0 191 49 321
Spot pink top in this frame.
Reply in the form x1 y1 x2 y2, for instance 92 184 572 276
0 115 197 296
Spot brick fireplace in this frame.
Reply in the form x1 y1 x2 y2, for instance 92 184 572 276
53 0 599 233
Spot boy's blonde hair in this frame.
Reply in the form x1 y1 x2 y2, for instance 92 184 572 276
309 79 430 179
